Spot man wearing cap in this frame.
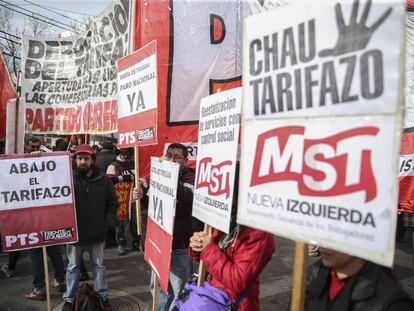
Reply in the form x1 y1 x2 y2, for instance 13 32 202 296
62 145 118 311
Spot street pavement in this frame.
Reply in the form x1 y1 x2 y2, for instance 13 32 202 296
0 236 412 311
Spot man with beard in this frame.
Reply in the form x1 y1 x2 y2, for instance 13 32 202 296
62 145 118 311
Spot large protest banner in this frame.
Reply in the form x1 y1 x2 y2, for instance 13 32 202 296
0 153 77 251
21 0 132 134
116 41 158 148
237 0 404 266
133 0 288 178
144 157 179 293
192 88 241 233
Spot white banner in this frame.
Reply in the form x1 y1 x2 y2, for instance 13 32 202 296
21 0 132 134
238 0 404 267
192 88 242 233
0 153 73 210
148 157 179 236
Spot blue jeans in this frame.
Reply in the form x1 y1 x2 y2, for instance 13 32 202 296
63 242 108 302
152 249 195 311
28 246 65 294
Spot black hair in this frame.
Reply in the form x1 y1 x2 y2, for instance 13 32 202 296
167 143 188 158
26 136 40 146
101 141 114 150
120 147 134 156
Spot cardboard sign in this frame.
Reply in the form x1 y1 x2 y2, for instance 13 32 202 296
116 41 158 148
145 157 179 292
0 152 78 251
22 0 133 134
192 88 242 233
238 0 404 267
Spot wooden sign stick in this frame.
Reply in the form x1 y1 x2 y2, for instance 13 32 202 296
291 241 308 311
197 223 212 286
134 145 143 236
152 274 159 311
42 246 51 311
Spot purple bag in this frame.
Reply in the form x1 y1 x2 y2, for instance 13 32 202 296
174 281 237 311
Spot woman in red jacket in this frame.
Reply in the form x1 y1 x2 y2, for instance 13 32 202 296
189 222 275 310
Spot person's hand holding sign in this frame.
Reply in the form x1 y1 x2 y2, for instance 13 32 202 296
132 185 144 200
189 231 213 253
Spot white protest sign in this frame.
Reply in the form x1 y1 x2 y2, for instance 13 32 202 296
0 154 73 210
0 152 78 251
192 88 242 233
148 157 179 236
238 0 404 267
243 0 403 120
117 41 158 147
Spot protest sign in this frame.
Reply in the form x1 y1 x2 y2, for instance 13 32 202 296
192 88 241 233
22 0 132 134
0 152 77 251
237 0 404 267
116 41 158 148
144 157 179 293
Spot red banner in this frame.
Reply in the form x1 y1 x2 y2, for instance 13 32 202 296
114 180 133 221
399 130 414 213
134 0 244 178
0 53 16 140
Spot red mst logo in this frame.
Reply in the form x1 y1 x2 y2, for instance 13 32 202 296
250 126 378 202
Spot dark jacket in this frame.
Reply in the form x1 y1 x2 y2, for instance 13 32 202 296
305 261 414 311
73 165 118 245
172 166 203 249
190 226 275 311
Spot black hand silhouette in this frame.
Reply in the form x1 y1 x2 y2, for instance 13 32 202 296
319 0 392 57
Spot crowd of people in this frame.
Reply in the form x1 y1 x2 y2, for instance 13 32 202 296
0 136 413 311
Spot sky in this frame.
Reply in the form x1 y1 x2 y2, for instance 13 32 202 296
6 0 112 36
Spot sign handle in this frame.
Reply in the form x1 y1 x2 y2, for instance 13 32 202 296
291 242 308 311
134 145 143 236
152 273 158 311
197 224 212 286
42 246 51 311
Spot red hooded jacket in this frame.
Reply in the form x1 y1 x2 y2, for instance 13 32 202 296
190 226 275 311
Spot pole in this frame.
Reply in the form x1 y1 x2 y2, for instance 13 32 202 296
134 145 142 236
197 224 212 286
152 273 158 311
42 247 51 311
291 242 308 311
13 70 21 154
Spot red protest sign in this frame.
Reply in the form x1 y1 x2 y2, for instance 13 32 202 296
144 158 179 293
0 152 78 251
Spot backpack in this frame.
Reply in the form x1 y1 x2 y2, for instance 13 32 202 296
174 281 242 311
72 283 106 311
